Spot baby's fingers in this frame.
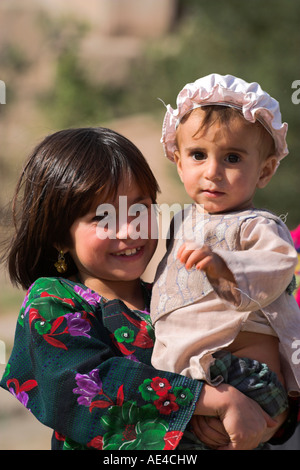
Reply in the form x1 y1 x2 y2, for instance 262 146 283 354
184 250 207 269
177 243 194 264
177 245 206 269
176 243 187 260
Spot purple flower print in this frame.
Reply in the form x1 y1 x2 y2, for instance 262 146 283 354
10 388 29 408
126 354 140 363
21 284 33 309
6 378 38 411
64 312 91 338
74 285 102 306
73 369 103 406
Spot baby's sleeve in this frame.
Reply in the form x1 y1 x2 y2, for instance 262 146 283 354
212 216 297 311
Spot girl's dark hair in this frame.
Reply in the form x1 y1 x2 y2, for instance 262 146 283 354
5 127 159 290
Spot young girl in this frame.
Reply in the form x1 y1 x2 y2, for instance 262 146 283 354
0 127 283 450
151 74 300 448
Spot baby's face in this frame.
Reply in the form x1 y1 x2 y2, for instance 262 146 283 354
174 108 277 214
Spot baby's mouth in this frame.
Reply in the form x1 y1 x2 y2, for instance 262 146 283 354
202 189 224 197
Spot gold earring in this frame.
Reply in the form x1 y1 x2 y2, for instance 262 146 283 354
54 250 68 274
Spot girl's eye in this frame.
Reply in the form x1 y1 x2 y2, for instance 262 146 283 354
226 154 240 163
92 212 109 223
192 152 205 161
130 203 148 214
128 203 150 221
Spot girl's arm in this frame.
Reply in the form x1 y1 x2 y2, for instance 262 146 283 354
0 278 203 450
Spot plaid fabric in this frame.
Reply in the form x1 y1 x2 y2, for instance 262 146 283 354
210 350 288 417
179 350 289 450
0 277 202 450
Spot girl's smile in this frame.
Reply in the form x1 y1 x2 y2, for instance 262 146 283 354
112 245 143 257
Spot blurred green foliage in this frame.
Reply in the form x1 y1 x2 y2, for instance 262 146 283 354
40 0 299 227
41 48 124 125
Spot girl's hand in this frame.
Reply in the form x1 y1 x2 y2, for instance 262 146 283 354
193 383 278 450
177 243 235 284
190 415 230 448
190 410 286 450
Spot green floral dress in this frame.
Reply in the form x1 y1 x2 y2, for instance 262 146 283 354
0 277 202 450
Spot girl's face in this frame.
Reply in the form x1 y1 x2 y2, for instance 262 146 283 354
175 108 277 214
67 178 157 292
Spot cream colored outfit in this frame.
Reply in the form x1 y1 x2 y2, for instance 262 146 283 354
151 206 300 395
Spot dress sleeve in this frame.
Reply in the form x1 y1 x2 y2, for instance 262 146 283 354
212 216 298 311
0 278 202 451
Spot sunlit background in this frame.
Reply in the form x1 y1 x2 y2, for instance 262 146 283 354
0 0 299 449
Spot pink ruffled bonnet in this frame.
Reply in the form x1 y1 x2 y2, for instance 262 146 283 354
161 73 288 163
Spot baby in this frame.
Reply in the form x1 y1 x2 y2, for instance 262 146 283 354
151 74 300 431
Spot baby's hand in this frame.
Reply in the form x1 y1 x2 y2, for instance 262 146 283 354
177 243 235 283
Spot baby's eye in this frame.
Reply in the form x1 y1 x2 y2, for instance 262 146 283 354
192 152 205 161
226 154 240 163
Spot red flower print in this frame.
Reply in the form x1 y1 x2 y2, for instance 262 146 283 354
164 430 183 450
151 377 172 396
6 378 38 409
154 393 179 415
88 435 104 450
40 292 75 307
54 431 66 442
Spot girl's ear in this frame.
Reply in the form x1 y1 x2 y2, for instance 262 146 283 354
174 150 184 183
257 155 278 189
